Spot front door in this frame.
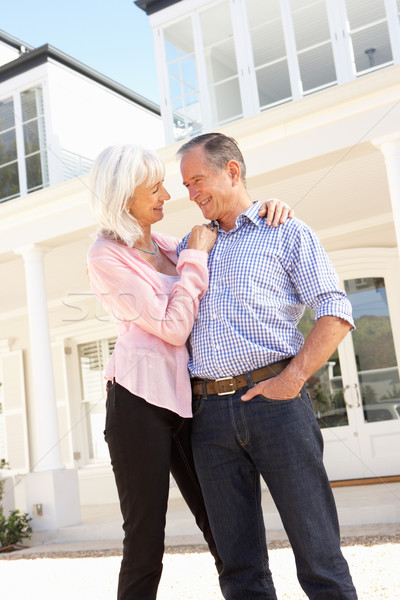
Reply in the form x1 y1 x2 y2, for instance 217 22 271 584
301 276 400 481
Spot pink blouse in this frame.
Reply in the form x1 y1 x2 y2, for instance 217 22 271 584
87 232 209 418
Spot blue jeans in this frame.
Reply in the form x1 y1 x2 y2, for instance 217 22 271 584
191 385 358 600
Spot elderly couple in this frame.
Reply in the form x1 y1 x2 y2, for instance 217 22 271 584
87 133 358 600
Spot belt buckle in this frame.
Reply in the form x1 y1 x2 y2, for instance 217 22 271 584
215 376 236 395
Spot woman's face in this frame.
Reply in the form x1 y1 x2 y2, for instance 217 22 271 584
126 179 171 227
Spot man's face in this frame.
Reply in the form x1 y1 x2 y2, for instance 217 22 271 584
180 146 234 223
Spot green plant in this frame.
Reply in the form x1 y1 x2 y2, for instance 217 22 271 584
0 460 32 550
0 510 32 548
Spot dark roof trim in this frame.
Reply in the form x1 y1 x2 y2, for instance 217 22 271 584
0 43 160 116
0 29 34 53
135 0 182 16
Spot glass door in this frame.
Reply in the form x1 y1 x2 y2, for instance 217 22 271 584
342 277 400 478
299 310 363 481
299 276 400 480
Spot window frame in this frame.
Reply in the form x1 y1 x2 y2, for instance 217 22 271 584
0 83 48 203
154 0 400 142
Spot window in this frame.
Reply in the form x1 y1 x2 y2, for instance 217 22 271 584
164 18 202 141
246 0 291 109
157 0 400 140
0 85 49 203
290 0 337 93
200 0 242 125
78 337 117 460
344 0 393 74
344 277 400 423
21 87 49 193
0 97 19 201
297 308 348 429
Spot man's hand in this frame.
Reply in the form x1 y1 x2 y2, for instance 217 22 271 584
241 316 352 402
241 371 302 402
259 198 294 227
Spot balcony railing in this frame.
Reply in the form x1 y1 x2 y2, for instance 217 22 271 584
61 149 93 182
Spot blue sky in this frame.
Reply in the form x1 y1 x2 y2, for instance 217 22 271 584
1 0 160 103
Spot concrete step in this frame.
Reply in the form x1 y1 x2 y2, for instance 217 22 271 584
29 482 400 547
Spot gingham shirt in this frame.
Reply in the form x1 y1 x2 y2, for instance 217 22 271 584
177 202 354 379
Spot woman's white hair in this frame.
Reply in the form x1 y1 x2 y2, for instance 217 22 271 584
89 144 165 247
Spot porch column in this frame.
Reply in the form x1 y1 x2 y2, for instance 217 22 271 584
15 244 64 471
372 134 400 261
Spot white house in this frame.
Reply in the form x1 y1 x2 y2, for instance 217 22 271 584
136 0 400 483
0 29 164 531
1 0 400 539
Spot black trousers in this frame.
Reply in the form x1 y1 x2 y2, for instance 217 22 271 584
105 381 221 600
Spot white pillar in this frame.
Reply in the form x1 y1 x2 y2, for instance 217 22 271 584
15 244 64 471
372 134 400 261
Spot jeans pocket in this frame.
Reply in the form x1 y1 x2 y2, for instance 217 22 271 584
192 396 204 416
257 392 301 404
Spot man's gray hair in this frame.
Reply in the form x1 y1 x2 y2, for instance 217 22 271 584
177 133 247 186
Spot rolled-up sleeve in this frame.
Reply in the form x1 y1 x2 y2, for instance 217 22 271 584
284 222 355 329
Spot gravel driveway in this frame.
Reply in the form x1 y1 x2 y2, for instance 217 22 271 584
1 535 399 599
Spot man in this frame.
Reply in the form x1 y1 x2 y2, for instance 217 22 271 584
177 133 358 600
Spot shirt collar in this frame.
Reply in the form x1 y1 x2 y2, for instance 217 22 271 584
214 201 261 234
234 201 262 229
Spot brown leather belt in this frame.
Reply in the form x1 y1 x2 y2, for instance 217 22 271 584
191 358 292 397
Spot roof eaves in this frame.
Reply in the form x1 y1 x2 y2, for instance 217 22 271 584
0 28 34 52
0 42 161 116
135 0 182 16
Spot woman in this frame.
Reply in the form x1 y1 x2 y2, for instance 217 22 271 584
87 144 292 599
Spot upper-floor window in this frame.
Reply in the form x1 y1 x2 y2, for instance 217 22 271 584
246 0 292 108
200 0 243 126
164 17 202 140
344 0 393 74
0 85 49 203
155 0 400 144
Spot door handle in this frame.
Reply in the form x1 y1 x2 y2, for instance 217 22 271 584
343 384 361 408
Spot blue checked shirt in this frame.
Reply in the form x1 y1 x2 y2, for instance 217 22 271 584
177 202 354 379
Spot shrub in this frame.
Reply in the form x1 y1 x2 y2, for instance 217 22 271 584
0 510 32 548
0 461 32 551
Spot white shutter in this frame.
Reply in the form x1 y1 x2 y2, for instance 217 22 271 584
78 340 105 402
51 342 74 467
78 338 117 402
78 337 117 460
1 351 29 472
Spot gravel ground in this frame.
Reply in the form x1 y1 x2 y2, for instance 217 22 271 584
1 535 399 599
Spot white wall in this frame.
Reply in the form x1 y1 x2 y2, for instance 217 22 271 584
0 41 19 67
46 61 165 160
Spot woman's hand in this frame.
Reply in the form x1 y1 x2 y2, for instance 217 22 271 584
187 223 218 254
259 198 294 227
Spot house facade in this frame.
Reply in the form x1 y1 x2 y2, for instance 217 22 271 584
0 30 165 529
1 0 400 537
138 0 400 483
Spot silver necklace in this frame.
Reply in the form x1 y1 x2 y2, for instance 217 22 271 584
133 238 158 255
